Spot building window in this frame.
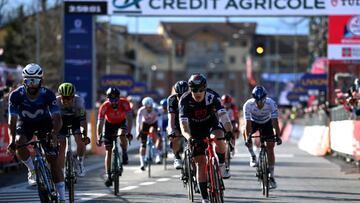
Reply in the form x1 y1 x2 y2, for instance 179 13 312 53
229 56 236 64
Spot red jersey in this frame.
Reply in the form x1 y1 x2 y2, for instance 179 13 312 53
226 104 239 121
98 98 131 124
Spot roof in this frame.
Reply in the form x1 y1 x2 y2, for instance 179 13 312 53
160 22 257 40
130 34 169 54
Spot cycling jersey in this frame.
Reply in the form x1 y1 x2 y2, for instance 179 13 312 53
243 97 278 124
98 98 131 124
167 94 180 130
136 106 159 135
179 88 226 135
225 104 239 122
8 86 60 123
56 95 86 120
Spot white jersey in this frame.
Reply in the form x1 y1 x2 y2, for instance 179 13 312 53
136 106 159 135
243 97 278 124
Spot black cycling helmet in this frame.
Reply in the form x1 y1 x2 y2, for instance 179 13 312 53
174 80 189 96
188 74 207 90
252 86 267 102
106 87 120 99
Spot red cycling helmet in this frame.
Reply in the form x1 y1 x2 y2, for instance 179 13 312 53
221 94 233 104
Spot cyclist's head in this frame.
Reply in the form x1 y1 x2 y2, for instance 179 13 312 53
22 63 43 95
174 80 189 98
142 97 154 110
221 94 233 108
252 86 267 108
58 82 75 105
160 98 167 109
106 87 120 109
188 74 207 102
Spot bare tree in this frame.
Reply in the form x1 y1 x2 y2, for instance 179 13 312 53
0 0 9 25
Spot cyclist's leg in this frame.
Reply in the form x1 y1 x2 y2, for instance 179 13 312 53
245 121 259 166
171 129 183 169
73 120 85 164
104 121 116 185
261 121 276 178
193 151 208 201
212 128 230 178
118 121 128 164
139 123 149 170
15 126 35 185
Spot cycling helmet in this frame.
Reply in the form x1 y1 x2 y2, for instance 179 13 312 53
142 97 154 107
188 74 207 90
106 87 120 99
22 63 43 78
221 94 233 104
252 86 267 102
174 80 189 96
160 98 167 108
58 83 75 97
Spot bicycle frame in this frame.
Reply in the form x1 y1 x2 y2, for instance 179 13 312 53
19 139 58 203
65 125 77 203
112 135 123 196
203 137 224 203
145 133 154 178
181 142 197 202
252 135 269 197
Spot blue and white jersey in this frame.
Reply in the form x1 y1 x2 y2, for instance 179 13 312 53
8 86 60 123
243 97 278 124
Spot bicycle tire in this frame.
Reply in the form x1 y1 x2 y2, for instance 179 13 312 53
66 151 75 202
112 148 120 196
185 150 194 202
208 157 224 203
36 160 59 203
262 151 269 197
35 161 50 203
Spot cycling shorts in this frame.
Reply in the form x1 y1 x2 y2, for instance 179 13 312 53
58 115 81 138
139 122 158 147
191 121 223 157
104 120 127 147
250 120 276 142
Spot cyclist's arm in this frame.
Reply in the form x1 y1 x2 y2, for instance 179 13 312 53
180 118 191 140
167 112 176 134
8 93 19 144
126 112 133 134
136 108 143 135
52 113 62 134
218 110 233 133
48 92 62 135
270 99 280 136
243 101 252 139
97 119 104 140
271 118 281 137
78 97 88 136
244 119 252 139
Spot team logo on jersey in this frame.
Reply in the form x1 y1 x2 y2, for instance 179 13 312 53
194 109 208 119
21 109 44 119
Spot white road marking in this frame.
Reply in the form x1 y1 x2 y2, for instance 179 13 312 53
234 153 294 158
172 174 181 178
156 178 170 182
120 186 139 191
139 182 156 186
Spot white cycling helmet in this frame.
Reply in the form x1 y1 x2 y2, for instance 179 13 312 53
142 97 154 107
22 63 43 78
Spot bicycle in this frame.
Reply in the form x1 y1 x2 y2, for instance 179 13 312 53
99 133 123 196
250 134 275 198
161 130 169 170
194 137 225 203
144 131 156 178
181 141 198 202
64 125 78 203
224 132 234 176
17 135 59 203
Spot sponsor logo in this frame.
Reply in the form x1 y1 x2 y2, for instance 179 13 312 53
347 16 360 36
194 109 208 119
21 109 44 119
112 0 142 14
69 19 87 34
342 47 352 57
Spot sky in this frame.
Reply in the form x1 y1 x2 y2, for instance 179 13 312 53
102 16 309 35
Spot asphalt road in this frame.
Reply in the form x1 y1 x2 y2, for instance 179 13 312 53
0 139 360 203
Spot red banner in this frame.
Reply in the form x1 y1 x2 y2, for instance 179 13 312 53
0 123 12 163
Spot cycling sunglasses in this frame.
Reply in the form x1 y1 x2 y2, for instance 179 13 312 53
109 98 119 103
61 96 74 101
190 87 206 93
24 78 41 86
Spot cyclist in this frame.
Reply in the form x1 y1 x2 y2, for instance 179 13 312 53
221 94 240 155
243 85 282 189
57 82 90 177
7 64 66 202
136 97 161 170
179 74 233 203
96 87 133 187
167 80 188 170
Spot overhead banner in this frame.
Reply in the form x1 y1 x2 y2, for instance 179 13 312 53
64 14 93 109
328 15 360 60
109 0 360 16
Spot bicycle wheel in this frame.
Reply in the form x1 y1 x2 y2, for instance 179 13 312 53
36 160 59 203
112 149 120 196
260 150 269 197
184 150 194 202
208 158 224 203
66 151 75 202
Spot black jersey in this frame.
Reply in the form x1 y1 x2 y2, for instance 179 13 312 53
179 88 226 130
167 94 180 129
